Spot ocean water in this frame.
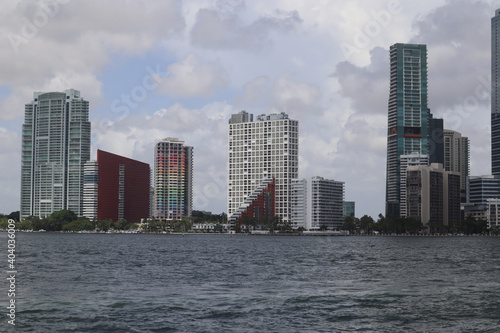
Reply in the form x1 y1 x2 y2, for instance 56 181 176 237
1 233 499 332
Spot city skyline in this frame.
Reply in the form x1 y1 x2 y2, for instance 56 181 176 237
0 1 496 219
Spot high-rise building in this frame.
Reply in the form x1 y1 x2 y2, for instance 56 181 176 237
343 201 355 218
228 111 298 224
487 198 500 229
291 176 344 230
386 43 429 217
20 89 90 219
464 175 500 222
443 129 470 203
291 179 308 229
83 150 150 222
492 9 500 175
154 138 193 221
82 161 98 220
406 163 461 231
399 152 429 217
468 175 500 206
429 113 444 165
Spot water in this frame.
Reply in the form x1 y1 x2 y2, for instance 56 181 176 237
1 233 500 332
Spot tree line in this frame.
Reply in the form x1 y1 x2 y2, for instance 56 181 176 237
191 210 227 224
0 210 139 232
2 209 496 235
342 214 493 235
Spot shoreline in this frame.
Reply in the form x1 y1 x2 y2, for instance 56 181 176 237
3 230 500 237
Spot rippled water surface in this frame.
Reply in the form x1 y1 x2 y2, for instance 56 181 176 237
1 233 500 332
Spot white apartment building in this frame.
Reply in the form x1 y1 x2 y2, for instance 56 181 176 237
487 198 500 229
291 179 308 229
82 160 98 220
228 111 298 224
291 176 345 230
20 89 90 218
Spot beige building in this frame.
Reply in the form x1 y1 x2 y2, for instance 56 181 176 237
406 163 461 231
443 129 469 203
399 152 428 217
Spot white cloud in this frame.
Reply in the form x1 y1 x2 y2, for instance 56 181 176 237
271 73 323 116
0 0 185 120
333 46 388 115
190 4 301 50
235 75 271 108
156 54 229 98
234 73 323 116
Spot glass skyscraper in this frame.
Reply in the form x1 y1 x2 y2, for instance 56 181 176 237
20 89 90 218
386 43 429 217
492 9 500 175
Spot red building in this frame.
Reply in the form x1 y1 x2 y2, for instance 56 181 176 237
234 178 275 227
95 149 150 222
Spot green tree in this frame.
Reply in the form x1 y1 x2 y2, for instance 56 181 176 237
97 219 112 232
25 216 44 231
171 217 192 232
48 209 78 231
342 215 357 233
404 217 423 234
243 217 259 232
267 216 282 232
62 217 94 231
144 218 159 232
490 225 500 236
111 219 133 230
359 215 374 234
279 221 292 232
7 211 20 222
220 212 228 223
181 217 192 232
17 220 33 230
0 218 9 229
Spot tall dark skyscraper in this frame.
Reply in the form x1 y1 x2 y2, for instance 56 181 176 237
492 9 500 175
20 90 90 218
386 43 429 217
429 112 444 165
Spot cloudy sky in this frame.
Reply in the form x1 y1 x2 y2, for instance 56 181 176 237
0 0 497 218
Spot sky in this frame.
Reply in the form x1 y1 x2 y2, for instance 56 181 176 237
0 0 497 219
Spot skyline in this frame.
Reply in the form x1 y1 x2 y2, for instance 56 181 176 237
0 0 497 218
